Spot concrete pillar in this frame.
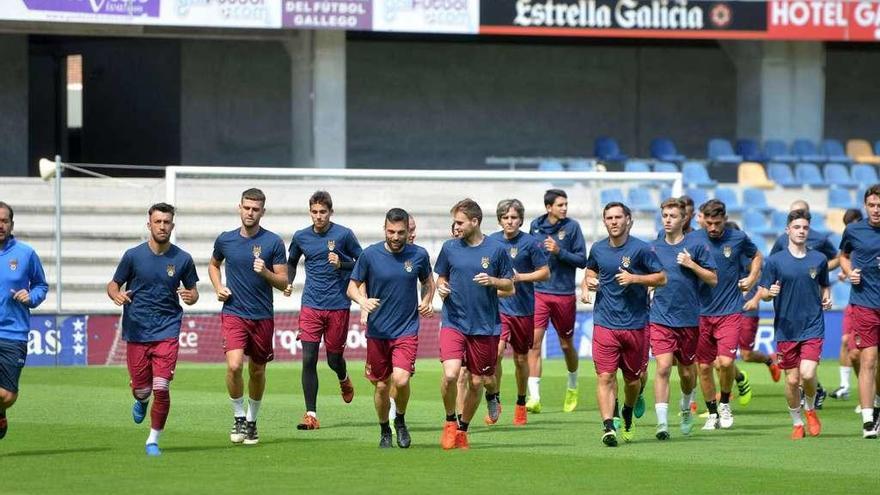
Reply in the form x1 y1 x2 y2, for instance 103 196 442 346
0 35 29 176
724 41 825 144
285 30 347 168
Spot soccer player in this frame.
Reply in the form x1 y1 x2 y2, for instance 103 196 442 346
437 199 513 449
0 201 48 440
107 203 199 456
650 198 717 440
348 208 434 448
693 199 761 430
838 185 880 438
831 208 864 401
386 213 418 421
287 191 362 430
528 189 587 413
757 209 831 439
582 202 666 446
209 188 288 445
486 199 550 426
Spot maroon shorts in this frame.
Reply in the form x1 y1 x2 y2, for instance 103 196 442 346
222 314 275 364
592 325 647 382
739 316 760 351
649 323 698 366
439 327 500 376
777 338 823 369
697 314 742 364
534 292 576 339
849 305 880 350
127 337 179 389
501 313 535 355
298 306 350 354
365 335 418 382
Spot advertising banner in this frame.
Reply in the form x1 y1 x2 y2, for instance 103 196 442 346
2 0 161 24
282 0 372 30
372 0 480 34
156 0 283 29
27 314 88 367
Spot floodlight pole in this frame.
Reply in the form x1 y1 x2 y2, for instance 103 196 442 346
54 155 62 313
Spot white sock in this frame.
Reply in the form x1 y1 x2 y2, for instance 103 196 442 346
146 428 162 445
804 395 815 411
527 377 541 400
307 411 317 418
680 390 695 410
861 407 874 424
839 366 852 389
246 398 261 422
655 403 668 425
230 397 246 417
567 371 578 390
789 407 804 426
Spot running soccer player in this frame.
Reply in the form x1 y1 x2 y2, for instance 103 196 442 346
209 188 288 445
528 189 587 413
387 213 418 421
831 208 864 401
287 190 363 430
693 199 761 430
757 209 831 439
650 198 717 440
0 201 48 440
486 199 550 426
582 202 666 446
838 185 880 438
437 199 513 449
348 208 434 448
107 203 199 456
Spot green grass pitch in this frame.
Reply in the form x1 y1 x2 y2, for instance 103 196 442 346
1 360 876 494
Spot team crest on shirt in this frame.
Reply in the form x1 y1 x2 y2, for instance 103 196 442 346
404 260 413 273
723 246 732 258
509 247 518 259
8 258 17 271
252 245 262 258
166 264 176 277
327 240 336 251
809 267 817 279
621 256 631 269
481 257 490 269
557 230 566 240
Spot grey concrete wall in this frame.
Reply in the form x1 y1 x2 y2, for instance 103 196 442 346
0 35 28 176
824 44 880 142
347 38 736 168
180 39 292 166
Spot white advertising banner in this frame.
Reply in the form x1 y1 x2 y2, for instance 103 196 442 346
371 0 479 34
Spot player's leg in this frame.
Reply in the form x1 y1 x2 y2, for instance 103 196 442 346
373 378 393 448
126 341 153 426
696 318 720 429
297 308 323 430
800 353 822 437
527 293 551 412
551 295 580 412
221 314 250 442
834 306 854 399
509 315 534 426
484 336 506 425
782 350 805 439
439 327 466 449
366 336 394 448
144 338 180 456
653 352 673 439
326 309 353 403
618 329 646 442
675 327 699 435
0 340 26 440
592 325 620 446
456 368 468 419
389 335 417 448
240 318 274 444
715 315 739 428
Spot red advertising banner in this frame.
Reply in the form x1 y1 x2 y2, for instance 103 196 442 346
767 0 880 41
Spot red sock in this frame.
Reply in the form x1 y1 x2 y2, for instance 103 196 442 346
151 389 170 430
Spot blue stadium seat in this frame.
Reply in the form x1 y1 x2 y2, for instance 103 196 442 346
743 188 775 213
875 140 880 156
824 163 858 189
743 210 776 236
820 139 853 164
594 137 628 162
829 233 843 251
714 187 744 214
767 162 801 188
682 161 717 188
792 139 827 163
851 163 879 187
650 138 685 163
624 160 651 173
568 160 595 172
600 188 625 206
795 163 829 188
707 138 742 165
654 162 678 173
828 188 856 209
660 187 672 201
735 138 765 162
764 140 798 163
538 160 564 172
686 188 709 208
628 188 655 213
832 282 850 309
770 210 788 231
811 211 830 234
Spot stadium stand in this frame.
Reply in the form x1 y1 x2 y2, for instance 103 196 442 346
738 162 775 189
682 161 717 188
649 138 685 163
624 160 651 173
714 187 744 214
824 163 858 189
820 139 852 164
846 139 880 164
707 138 742 165
767 162 800 188
594 137 628 162
828 188 857 209
764 139 798 163
743 187 775 213
795 163 828 188
852 164 879 188
792 139 826 163
735 138 765 162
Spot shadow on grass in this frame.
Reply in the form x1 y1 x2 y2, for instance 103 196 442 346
1 446 111 457
163 436 353 453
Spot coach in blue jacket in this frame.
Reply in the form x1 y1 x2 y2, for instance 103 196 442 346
0 201 48 440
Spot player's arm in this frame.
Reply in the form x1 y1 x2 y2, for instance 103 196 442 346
742 289 761 312
620 270 666 288
821 285 832 310
19 251 49 308
436 275 451 299
347 279 379 312
106 280 132 306
739 251 763 292
255 261 288 291
209 256 232 301
678 248 717 287
555 227 588 268
828 255 840 271
178 284 199 306
418 275 435 316
478 274 513 293
514 265 550 283
839 251 861 286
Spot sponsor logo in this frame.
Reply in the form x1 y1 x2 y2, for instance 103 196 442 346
252 244 262 258
723 245 732 258
404 260 413 272
327 239 336 251
8 258 18 271
167 264 176 277
557 229 566 240
621 255 631 269
23 0 160 17
809 267 817 279
509 247 519 258
710 2 731 28
512 0 705 30
481 256 490 269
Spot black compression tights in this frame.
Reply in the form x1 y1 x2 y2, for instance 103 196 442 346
301 342 348 412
